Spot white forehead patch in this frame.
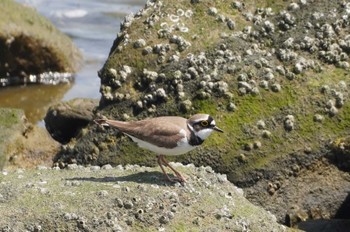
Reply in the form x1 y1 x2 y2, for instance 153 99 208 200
210 120 216 126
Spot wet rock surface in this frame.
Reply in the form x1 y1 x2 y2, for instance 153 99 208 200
0 164 289 231
0 0 81 85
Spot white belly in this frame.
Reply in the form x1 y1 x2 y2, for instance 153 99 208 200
127 135 197 156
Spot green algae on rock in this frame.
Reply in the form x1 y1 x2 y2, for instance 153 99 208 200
0 0 81 83
0 108 25 170
0 107 60 170
54 0 350 224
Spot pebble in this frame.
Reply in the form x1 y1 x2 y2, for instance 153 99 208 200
97 190 109 197
90 166 101 171
257 120 266 129
313 114 324 122
133 39 146 48
102 164 113 170
227 102 236 111
284 115 295 131
271 83 282 92
208 7 218 16
67 164 79 170
262 130 272 138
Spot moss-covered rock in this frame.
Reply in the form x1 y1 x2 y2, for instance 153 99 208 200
58 0 350 180
54 0 350 224
0 0 81 82
0 108 59 170
0 108 25 169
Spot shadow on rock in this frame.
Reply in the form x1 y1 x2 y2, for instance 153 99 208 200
66 171 179 185
335 193 350 219
297 219 350 232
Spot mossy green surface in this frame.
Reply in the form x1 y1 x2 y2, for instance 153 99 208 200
0 108 25 170
59 0 350 187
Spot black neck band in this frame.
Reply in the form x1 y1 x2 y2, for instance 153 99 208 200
188 125 204 146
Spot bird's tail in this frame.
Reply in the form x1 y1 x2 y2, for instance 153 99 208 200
94 119 110 127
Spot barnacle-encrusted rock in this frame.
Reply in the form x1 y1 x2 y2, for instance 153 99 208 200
54 0 350 227
0 165 290 231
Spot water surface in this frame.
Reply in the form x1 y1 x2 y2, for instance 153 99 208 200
0 0 146 123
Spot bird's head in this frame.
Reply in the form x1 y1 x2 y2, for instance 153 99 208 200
187 114 224 140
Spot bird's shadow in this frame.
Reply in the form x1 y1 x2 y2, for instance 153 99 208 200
66 171 181 186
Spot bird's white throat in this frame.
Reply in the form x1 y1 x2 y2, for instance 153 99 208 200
195 128 214 140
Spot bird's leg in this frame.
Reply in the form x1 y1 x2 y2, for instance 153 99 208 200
159 155 186 183
157 155 177 182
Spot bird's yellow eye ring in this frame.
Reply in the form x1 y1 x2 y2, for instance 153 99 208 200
201 120 209 127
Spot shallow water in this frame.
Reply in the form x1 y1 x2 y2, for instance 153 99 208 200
0 0 146 123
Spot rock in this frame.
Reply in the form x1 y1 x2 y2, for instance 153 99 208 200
0 165 289 231
0 108 26 170
133 39 146 48
330 137 350 171
284 115 295 131
44 98 98 144
0 0 81 84
0 108 59 170
55 0 350 226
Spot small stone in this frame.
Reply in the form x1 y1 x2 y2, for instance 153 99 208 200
142 46 153 55
217 174 227 183
36 166 48 170
180 99 192 112
328 106 338 116
125 217 134 226
102 164 113 170
156 88 167 99
227 102 236 111
243 143 253 151
159 215 170 224
238 153 247 162
134 39 146 48
67 164 78 170
271 83 282 92
115 198 124 208
313 114 324 122
63 212 78 221
208 7 218 16
97 190 109 197
226 19 235 30
262 130 272 138
124 200 134 209
90 166 100 171
284 115 295 131
253 141 262 149
288 2 300 11
257 120 266 129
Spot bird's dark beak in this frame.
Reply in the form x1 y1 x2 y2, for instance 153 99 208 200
213 126 224 133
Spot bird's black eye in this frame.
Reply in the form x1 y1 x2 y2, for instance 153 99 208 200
201 120 209 127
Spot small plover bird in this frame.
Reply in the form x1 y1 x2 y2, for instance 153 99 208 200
95 114 223 182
